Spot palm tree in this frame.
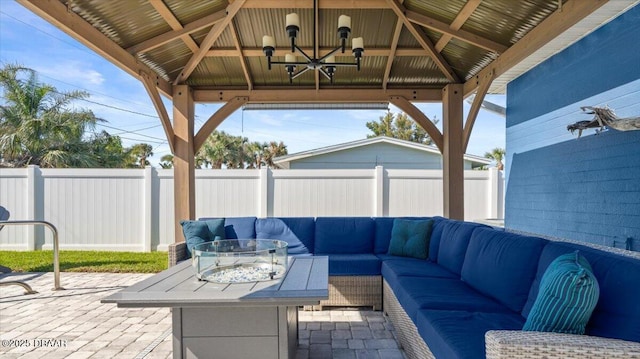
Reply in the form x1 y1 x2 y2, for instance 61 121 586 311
159 154 174 169
484 147 506 170
366 111 436 145
262 141 287 168
0 64 102 167
127 143 154 168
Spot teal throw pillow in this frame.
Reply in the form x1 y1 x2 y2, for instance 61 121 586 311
180 219 225 258
388 219 433 260
523 251 599 334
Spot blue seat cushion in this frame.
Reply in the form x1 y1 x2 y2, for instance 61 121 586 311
380 257 457 285
327 254 381 276
523 241 640 342
388 276 510 322
416 309 525 359
461 228 546 312
374 217 432 254
255 217 314 254
437 220 488 275
314 217 374 254
523 251 599 334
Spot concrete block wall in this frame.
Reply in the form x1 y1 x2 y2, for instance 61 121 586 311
505 4 640 250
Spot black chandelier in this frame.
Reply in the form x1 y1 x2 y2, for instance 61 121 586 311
261 0 364 84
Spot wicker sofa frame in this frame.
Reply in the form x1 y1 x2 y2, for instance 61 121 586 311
168 241 382 310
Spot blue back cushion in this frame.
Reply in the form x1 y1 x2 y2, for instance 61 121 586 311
255 217 314 254
314 217 375 254
523 241 640 342
461 228 546 312
201 217 256 239
428 217 447 262
437 220 488 274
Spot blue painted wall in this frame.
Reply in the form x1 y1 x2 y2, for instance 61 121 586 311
505 4 640 250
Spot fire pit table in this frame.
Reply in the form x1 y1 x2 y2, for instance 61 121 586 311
103 252 328 359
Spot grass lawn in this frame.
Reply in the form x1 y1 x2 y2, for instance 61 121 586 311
0 250 168 273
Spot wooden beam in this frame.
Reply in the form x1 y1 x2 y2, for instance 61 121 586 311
314 0 320 91
206 47 428 57
462 69 494 152
148 0 199 53
173 0 246 85
140 71 175 154
386 0 460 83
194 97 248 152
194 88 442 103
229 22 253 90
127 11 226 54
435 0 482 52
242 0 388 9
172 85 195 242
406 10 507 54
18 0 173 97
442 84 464 220
383 20 404 90
388 96 443 152
463 0 608 97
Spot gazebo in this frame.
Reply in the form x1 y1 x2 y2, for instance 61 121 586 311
17 0 632 242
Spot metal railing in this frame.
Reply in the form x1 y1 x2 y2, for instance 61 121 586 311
0 220 63 291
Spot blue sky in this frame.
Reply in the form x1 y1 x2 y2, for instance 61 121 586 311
0 1 505 165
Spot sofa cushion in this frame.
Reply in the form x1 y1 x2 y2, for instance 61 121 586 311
416 309 525 359
523 241 640 342
461 228 546 312
327 254 381 276
224 217 256 239
181 219 222 258
255 217 314 255
388 276 510 322
387 219 433 259
374 217 431 254
437 220 488 275
523 251 599 334
428 217 447 262
380 257 457 285
314 217 374 254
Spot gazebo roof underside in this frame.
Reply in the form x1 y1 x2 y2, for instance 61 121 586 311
20 0 635 101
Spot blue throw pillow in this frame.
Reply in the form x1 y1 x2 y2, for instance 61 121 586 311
180 219 225 258
523 251 600 334
387 219 433 260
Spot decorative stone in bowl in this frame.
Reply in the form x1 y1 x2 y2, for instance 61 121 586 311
192 239 288 283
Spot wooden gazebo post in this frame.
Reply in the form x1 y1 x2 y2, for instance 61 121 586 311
172 85 196 241
442 84 465 220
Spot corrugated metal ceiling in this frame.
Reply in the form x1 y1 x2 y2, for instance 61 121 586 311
58 0 596 92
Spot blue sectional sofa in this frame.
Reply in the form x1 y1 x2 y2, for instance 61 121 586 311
169 216 640 359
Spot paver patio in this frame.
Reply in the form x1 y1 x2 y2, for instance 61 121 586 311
0 272 405 359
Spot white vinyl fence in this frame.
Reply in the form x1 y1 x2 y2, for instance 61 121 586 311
0 166 503 252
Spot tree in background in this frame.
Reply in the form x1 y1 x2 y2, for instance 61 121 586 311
484 147 506 170
0 64 155 168
126 143 154 168
366 111 437 145
159 154 174 169
197 131 287 169
0 64 102 167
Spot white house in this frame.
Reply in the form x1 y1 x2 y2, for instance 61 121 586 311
274 136 491 170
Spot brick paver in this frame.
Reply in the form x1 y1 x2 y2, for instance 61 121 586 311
1 272 406 358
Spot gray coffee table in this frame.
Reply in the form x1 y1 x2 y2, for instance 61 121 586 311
103 256 328 359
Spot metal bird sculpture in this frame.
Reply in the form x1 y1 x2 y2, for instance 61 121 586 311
567 106 640 138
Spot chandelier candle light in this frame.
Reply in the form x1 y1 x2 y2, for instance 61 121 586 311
262 0 364 84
